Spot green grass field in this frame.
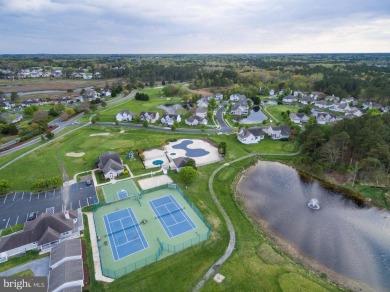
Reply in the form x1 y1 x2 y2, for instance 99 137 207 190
101 179 140 203
265 105 300 121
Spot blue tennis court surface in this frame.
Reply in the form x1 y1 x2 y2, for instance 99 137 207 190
149 195 196 238
117 189 128 200
103 208 148 261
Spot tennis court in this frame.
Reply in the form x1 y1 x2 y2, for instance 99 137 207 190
103 208 148 261
101 179 140 203
93 184 211 278
149 195 196 238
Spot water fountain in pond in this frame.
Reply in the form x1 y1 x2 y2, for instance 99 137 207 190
308 198 320 210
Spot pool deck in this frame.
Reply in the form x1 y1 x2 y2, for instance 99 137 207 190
138 175 173 190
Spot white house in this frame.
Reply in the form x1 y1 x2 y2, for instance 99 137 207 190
195 107 208 118
231 96 249 116
230 94 246 101
263 125 291 140
289 112 309 124
282 95 297 104
140 112 159 124
345 107 363 117
161 114 181 126
299 95 314 105
269 89 275 96
325 95 340 103
98 152 124 179
330 102 351 113
314 100 333 109
214 93 223 100
315 112 342 124
185 115 207 126
237 127 265 144
116 110 134 122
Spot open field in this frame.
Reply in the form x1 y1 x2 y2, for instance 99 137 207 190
0 125 296 191
265 105 300 121
0 78 120 93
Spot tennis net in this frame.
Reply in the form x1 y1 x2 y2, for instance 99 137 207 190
155 207 185 219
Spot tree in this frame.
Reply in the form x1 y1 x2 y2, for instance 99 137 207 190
80 88 86 95
171 124 176 131
143 120 149 127
251 96 261 105
67 89 73 97
135 92 150 101
180 166 197 184
218 141 227 155
186 158 197 170
10 92 18 102
23 105 39 116
61 112 69 121
45 132 54 139
0 180 11 194
33 110 49 122
65 108 75 116
101 101 107 107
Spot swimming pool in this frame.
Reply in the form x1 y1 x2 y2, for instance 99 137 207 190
152 160 164 166
172 140 210 157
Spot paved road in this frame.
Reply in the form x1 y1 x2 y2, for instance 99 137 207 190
0 182 97 229
215 102 232 133
0 257 50 277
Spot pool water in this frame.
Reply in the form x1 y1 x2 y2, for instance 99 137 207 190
152 160 164 165
170 152 177 156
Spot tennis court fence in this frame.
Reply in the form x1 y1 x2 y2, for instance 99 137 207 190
93 183 211 279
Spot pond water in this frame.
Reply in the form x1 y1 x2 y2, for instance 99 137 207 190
239 106 268 124
237 161 390 291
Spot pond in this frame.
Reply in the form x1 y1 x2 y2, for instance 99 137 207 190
237 161 390 291
239 106 268 124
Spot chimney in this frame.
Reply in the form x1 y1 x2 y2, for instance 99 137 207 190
64 211 70 220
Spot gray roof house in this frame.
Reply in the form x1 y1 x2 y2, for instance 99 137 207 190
231 97 249 116
98 152 124 179
237 127 265 144
48 239 84 292
289 112 309 124
185 115 207 126
116 110 134 122
0 210 83 259
140 112 159 124
263 125 291 140
48 258 84 292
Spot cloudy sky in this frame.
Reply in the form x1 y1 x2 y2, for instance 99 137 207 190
0 0 389 54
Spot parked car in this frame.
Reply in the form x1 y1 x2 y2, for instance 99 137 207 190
27 211 37 221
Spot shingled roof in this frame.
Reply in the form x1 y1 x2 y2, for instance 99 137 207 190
0 210 78 253
48 259 83 292
50 239 82 268
98 152 124 176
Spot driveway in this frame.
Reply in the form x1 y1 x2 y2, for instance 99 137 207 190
0 256 50 277
0 182 98 229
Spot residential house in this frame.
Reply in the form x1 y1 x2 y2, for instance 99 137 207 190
330 102 351 113
214 93 223 101
83 90 99 101
230 94 243 101
195 107 207 118
345 107 363 117
53 96 73 104
0 210 83 259
82 73 93 80
237 127 265 144
185 115 207 126
362 101 382 110
269 89 275 96
231 96 249 116
48 240 84 292
293 91 304 97
325 95 340 103
140 112 159 124
161 114 181 126
263 125 291 140
102 89 111 97
340 97 357 106
299 95 314 105
282 95 297 104
0 98 12 110
116 110 134 122
196 98 209 108
21 99 43 107
289 112 309 124
314 100 333 109
315 112 342 125
0 113 23 124
98 151 124 179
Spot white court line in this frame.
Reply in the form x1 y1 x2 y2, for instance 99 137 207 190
29 193 32 202
169 194 197 229
3 195 8 204
166 218 187 228
150 200 173 238
115 237 140 247
15 215 19 225
104 214 119 260
12 193 16 201
119 219 132 242
126 208 147 249
5 217 10 228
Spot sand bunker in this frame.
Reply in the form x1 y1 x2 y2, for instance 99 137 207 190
90 133 111 137
119 130 125 133
66 152 85 157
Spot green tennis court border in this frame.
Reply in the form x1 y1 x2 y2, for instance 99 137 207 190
92 184 211 279
101 179 140 203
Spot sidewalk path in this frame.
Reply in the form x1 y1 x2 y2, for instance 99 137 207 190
0 257 50 277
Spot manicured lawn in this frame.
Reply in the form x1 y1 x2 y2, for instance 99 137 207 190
12 269 34 277
266 104 300 121
0 224 24 238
